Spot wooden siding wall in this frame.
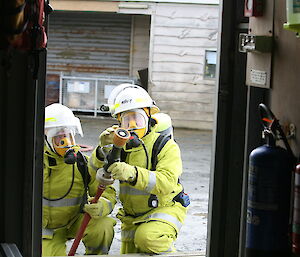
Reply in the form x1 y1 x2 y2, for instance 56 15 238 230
131 15 151 77
149 3 219 130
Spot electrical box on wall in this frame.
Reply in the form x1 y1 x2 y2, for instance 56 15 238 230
243 0 274 88
239 34 272 53
284 0 300 34
244 0 264 17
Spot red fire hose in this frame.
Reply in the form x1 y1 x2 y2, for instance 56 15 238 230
68 128 130 256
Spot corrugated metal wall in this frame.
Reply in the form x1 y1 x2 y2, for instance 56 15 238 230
47 11 132 75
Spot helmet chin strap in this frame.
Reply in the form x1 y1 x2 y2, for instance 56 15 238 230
147 107 151 133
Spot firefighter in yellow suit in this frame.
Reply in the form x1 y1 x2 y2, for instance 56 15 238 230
42 103 117 256
90 84 188 254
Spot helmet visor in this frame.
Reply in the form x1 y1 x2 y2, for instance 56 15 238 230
120 111 147 130
46 127 76 156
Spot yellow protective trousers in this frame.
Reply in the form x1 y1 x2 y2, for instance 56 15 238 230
120 220 177 254
42 216 116 256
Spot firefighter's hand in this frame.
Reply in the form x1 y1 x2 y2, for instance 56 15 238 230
83 197 104 219
99 125 119 147
108 162 137 182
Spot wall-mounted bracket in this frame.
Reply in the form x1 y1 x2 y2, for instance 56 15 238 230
239 34 273 53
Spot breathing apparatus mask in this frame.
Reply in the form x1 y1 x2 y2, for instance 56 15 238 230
119 108 149 148
45 126 80 164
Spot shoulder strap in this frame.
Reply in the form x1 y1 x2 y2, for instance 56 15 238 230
76 151 91 189
151 134 171 171
76 151 90 212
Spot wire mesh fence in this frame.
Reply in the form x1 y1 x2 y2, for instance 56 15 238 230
59 73 135 116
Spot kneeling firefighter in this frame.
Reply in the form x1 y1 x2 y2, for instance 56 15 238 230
90 84 189 254
43 103 117 256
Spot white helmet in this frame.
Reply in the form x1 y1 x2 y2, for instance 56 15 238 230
44 103 83 155
108 84 159 118
107 83 134 107
45 103 83 136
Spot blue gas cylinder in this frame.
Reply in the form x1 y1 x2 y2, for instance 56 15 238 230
246 142 292 257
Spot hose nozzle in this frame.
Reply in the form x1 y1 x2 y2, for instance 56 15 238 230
113 128 130 148
103 128 130 172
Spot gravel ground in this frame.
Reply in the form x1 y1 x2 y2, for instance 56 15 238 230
67 115 212 255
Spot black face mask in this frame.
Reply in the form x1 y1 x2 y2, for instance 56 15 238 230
126 131 141 148
64 148 77 164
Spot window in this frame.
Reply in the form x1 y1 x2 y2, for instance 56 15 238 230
204 50 217 79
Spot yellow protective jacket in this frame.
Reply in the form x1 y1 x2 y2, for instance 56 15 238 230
90 125 187 234
43 147 116 230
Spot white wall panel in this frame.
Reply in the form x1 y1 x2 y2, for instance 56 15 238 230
131 15 151 77
149 3 219 129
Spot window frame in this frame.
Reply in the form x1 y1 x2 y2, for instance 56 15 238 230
204 49 217 80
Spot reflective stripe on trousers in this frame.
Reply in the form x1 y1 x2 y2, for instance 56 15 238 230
86 245 109 255
146 212 183 230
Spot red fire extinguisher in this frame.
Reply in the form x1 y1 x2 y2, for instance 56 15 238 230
245 103 296 257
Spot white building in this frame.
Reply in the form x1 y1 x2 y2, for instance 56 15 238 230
47 0 219 130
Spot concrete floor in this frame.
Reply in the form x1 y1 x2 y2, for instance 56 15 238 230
71 115 212 255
